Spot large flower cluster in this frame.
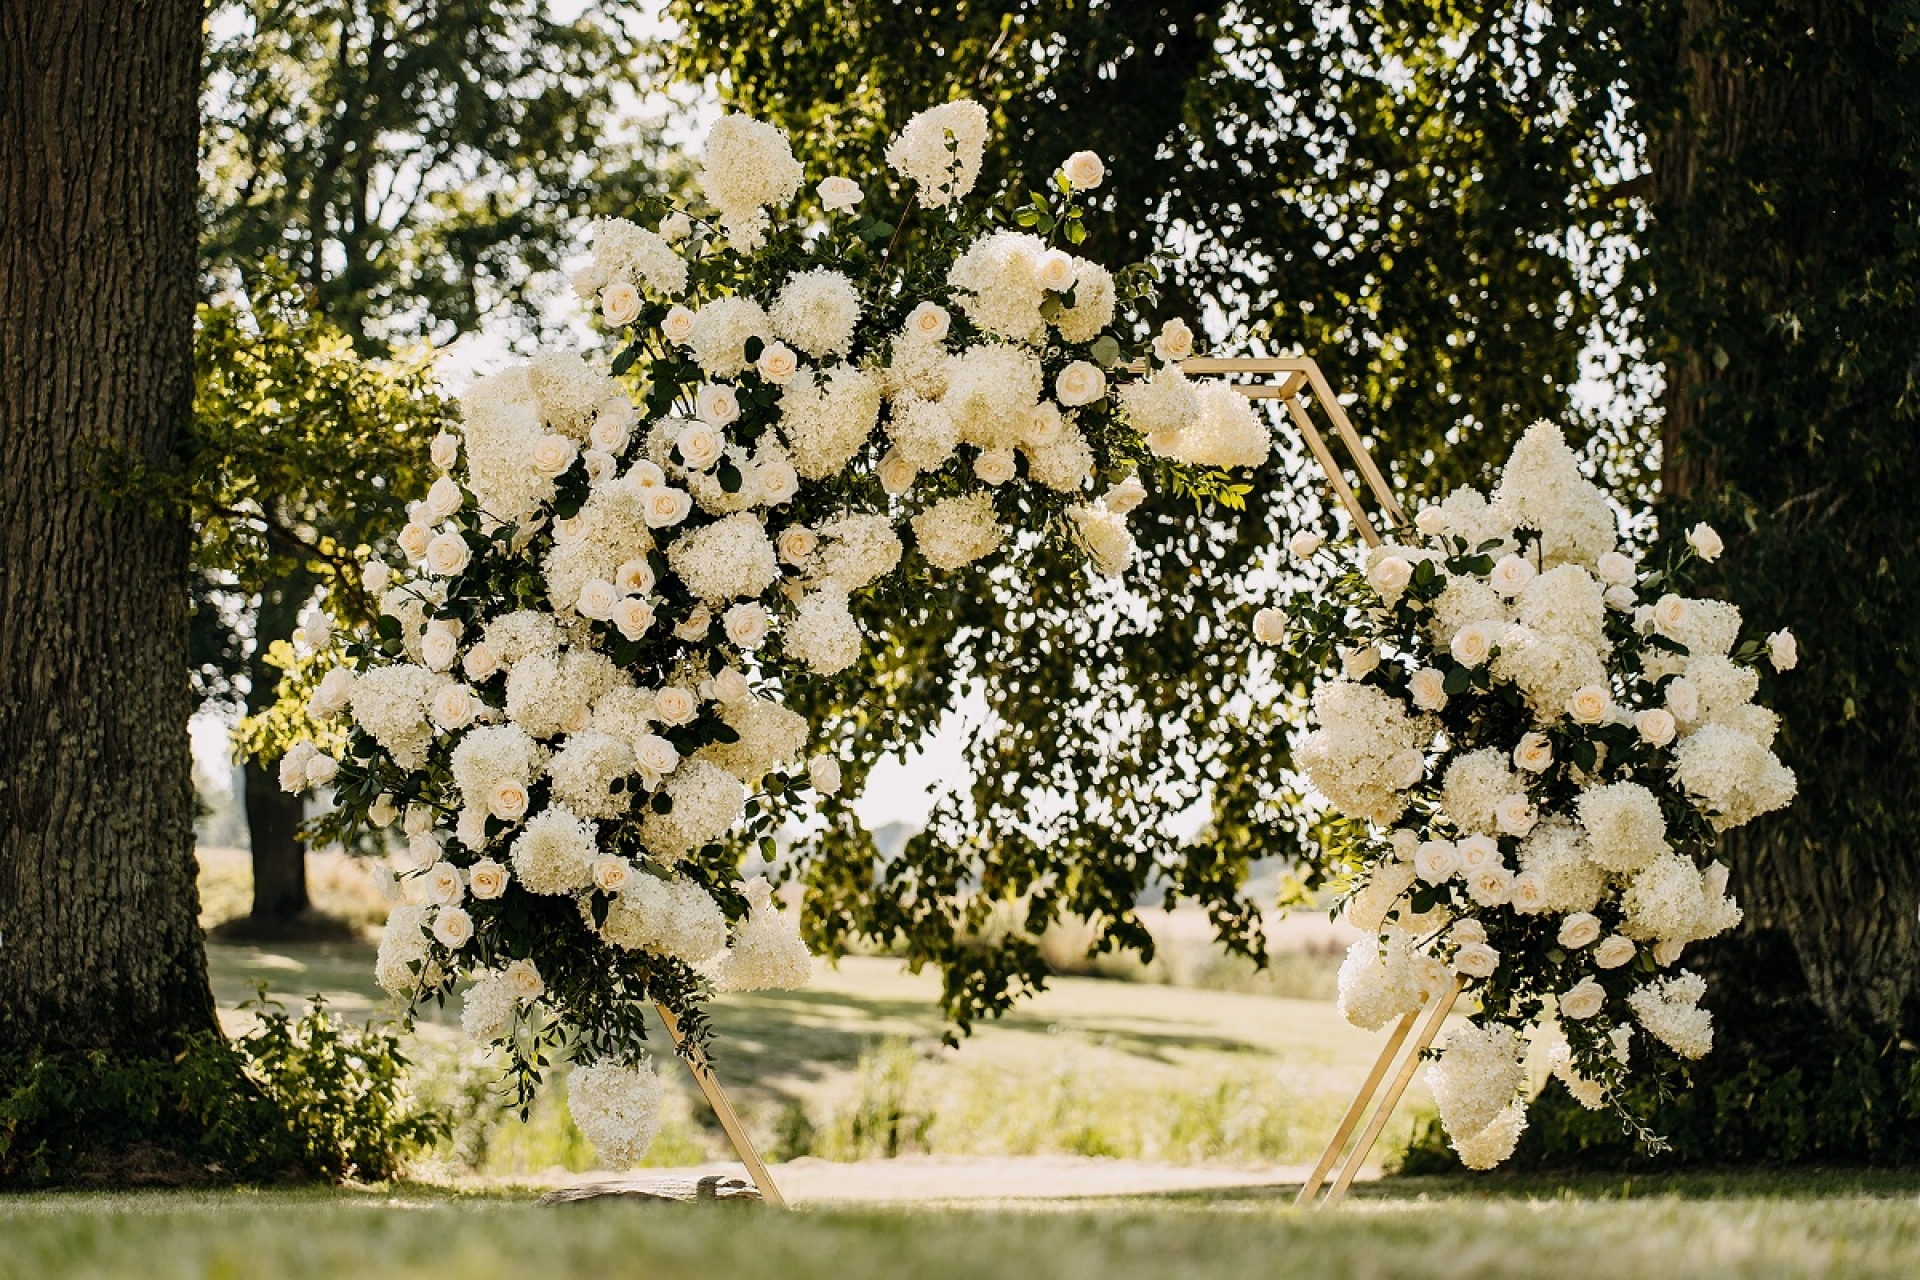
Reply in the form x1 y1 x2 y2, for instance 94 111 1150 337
1264 421 1797 1168
286 102 1264 1168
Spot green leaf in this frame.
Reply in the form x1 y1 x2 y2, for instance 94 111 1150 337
1090 335 1122 367
611 343 641 376
717 461 744 494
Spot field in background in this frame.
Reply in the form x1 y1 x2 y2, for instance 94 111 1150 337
196 845 1405 1179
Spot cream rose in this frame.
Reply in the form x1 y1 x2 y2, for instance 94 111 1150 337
655 686 697 726
421 626 459 673
614 558 655 596
1568 684 1612 725
577 579 620 621
488 778 529 822
432 906 474 949
1687 521 1724 561
362 559 392 595
583 449 615 484
693 385 740 432
756 340 800 384
398 521 432 562
1558 912 1602 949
1152 318 1195 362
661 304 697 344
674 605 711 642
1037 248 1077 292
1653 939 1686 967
659 211 692 243
463 642 499 681
553 514 587 544
1368 555 1413 598
1509 872 1549 914
1496 793 1538 836
529 433 578 478
1252 607 1287 646
711 666 751 704
778 526 818 565
643 487 693 528
1593 935 1637 969
1389 829 1420 862
1451 622 1496 668
614 596 656 642
1653 593 1691 637
1061 150 1106 190
1387 747 1426 790
430 431 460 471
1597 550 1636 586
1414 839 1460 884
423 861 465 906
1414 506 1449 537
634 734 680 783
1409 666 1448 712
809 755 843 796
505 958 544 1000
757 458 799 505
1103 475 1146 515
1636 708 1677 747
1288 531 1324 559
1341 645 1381 679
303 752 338 787
424 531 471 576
368 794 399 828
1055 360 1107 407
1666 676 1700 721
601 280 642 326
878 448 917 496
1467 865 1514 907
1604 584 1636 611
311 666 356 719
974 449 1017 486
905 302 950 341
1454 942 1500 979
592 857 633 895
1490 554 1536 596
724 602 769 650
431 683 476 731
467 859 508 900
425 475 464 520
1457 834 1498 869
678 420 727 469
816 175 864 211
1769 628 1798 672
1559 978 1606 1020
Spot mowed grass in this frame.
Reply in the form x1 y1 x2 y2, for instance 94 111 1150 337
6 1174 1920 1280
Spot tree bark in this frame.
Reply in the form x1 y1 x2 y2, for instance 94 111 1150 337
0 0 216 1054
239 580 312 924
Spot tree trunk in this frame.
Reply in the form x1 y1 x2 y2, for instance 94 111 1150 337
1647 0 1920 1035
0 0 215 1055
241 582 311 924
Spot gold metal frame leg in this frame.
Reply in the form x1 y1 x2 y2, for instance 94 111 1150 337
654 1002 788 1207
1320 982 1461 1208
1294 1007 1418 1206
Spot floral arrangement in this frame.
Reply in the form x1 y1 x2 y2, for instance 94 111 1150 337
1258 422 1797 1168
278 100 1266 1163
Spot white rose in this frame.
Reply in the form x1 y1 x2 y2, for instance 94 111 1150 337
424 531 471 577
398 521 432 562
505 959 545 1000
1454 942 1501 979
1568 684 1612 725
659 211 693 243
1593 935 1637 969
1687 522 1724 562
678 419 727 469
655 686 697 726
565 702 593 734
1380 830 1417 865
724 602 769 650
1509 872 1549 914
601 280 642 326
1414 506 1449 537
778 526 818 565
974 449 1017 486
583 449 616 484
1490 554 1536 596
633 734 680 782
1666 677 1700 721
757 340 800 384
577 579 620 621
1636 708 1677 747
757 458 799 505
614 597 656 642
1061 150 1106 190
529 433 578 478
1653 594 1691 638
816 175 864 211
312 666 356 716
1560 978 1606 1020
878 448 917 496
430 431 460 471
1558 912 1603 950
1414 839 1460 884
1387 748 1425 790
592 857 633 894
643 487 693 528
423 861 465 906
1496 793 1538 836
1055 360 1107 407
368 793 399 828
362 559 392 595
1152 318 1195 362
1408 666 1448 712
614 558 656 596
674 605 711 642
809 755 843 796
1597 551 1636 586
1653 939 1686 967
553 514 587 544
302 752 338 787
467 859 508 900
1451 622 1496 668
432 905 474 949
488 779 529 822
1103 475 1146 516
1037 249 1077 292
1252 607 1287 646
421 626 459 673
662 304 697 343
1024 402 1064 446
1288 531 1324 559
1467 865 1514 907
1457 834 1498 870
1368 555 1413 598
425 476 463 521
593 397 635 448
1453 918 1488 948
906 302 950 342
1769 628 1798 672
693 386 740 433
1340 645 1381 680
1604 584 1636 611
463 642 499 681
431 683 477 731
712 666 751 704
572 264 607 300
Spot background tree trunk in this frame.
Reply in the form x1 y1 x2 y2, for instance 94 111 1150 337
0 0 215 1054
241 582 312 925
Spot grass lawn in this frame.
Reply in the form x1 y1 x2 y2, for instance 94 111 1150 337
5 1173 1920 1280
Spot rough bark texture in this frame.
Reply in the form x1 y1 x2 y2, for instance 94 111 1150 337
1648 0 1920 1034
242 584 311 923
0 0 216 1054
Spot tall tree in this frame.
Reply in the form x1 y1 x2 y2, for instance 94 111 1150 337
0 0 216 1052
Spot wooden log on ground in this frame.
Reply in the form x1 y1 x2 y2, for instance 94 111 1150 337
539 1174 763 1205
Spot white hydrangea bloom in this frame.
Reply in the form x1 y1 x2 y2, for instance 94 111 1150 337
1426 1020 1528 1145
1487 421 1618 568
884 99 990 207
1053 260 1117 343
942 345 1044 451
1620 851 1742 944
1296 681 1432 825
600 871 729 962
528 350 620 441
449 724 541 815
374 902 440 997
666 512 781 603
912 493 1006 571
771 267 862 358
460 368 555 524
1490 625 1609 722
639 758 747 860
509 804 600 895
1119 365 1202 456
811 513 903 591
584 216 688 297
779 363 883 479
1517 816 1607 914
1068 503 1136 577
460 973 520 1044
1452 1101 1528 1170
947 230 1049 343
711 877 813 991
1672 723 1797 828
1577 781 1669 873
1148 382 1272 468
1628 970 1714 1059
697 694 809 782
349 664 448 770
785 587 863 675
548 731 638 820
482 610 564 667
568 1060 665 1167
1025 423 1096 493
1439 749 1518 836
686 296 774 377
886 393 960 470
1336 930 1424 1031
699 113 803 250
1515 564 1608 649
